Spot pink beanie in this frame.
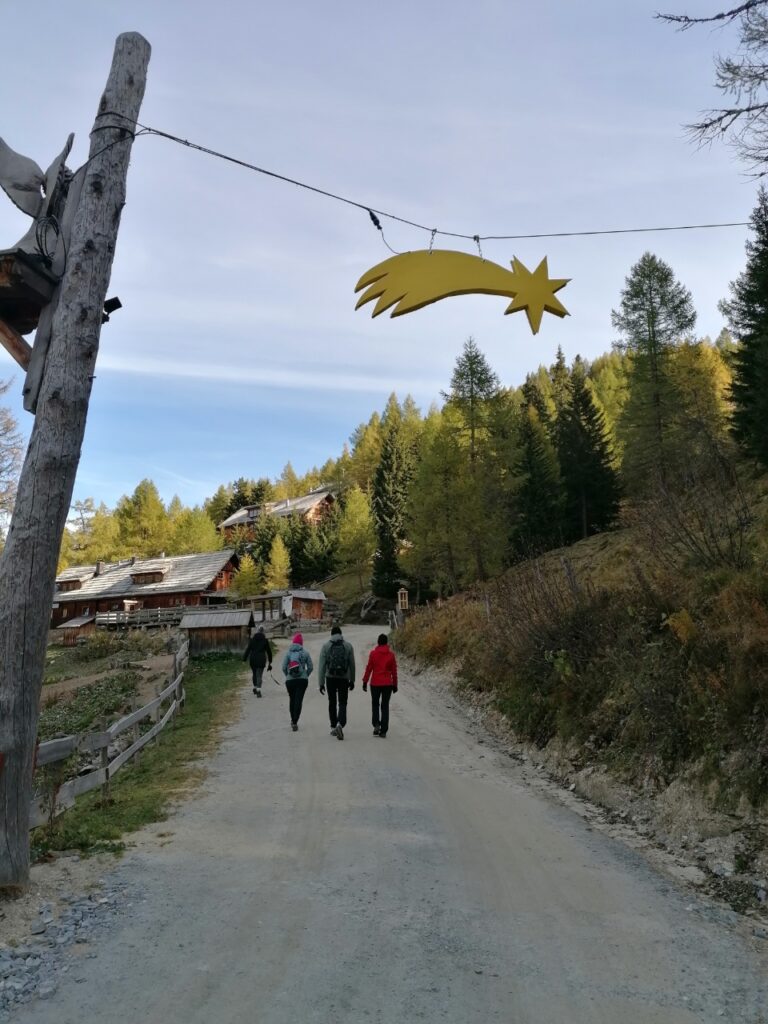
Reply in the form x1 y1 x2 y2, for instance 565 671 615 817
292 633 303 645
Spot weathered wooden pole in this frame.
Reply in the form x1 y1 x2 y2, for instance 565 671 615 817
0 33 151 889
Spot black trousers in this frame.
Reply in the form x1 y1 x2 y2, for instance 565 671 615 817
326 678 349 728
370 686 394 734
250 663 266 688
285 678 308 724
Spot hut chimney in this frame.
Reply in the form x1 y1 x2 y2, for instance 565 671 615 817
95 560 104 577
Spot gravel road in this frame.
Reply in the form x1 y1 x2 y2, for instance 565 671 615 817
17 625 768 1023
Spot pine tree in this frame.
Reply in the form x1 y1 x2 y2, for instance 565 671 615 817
223 477 271 518
263 535 291 591
115 479 170 558
280 515 313 585
549 346 570 417
720 185 768 466
586 351 629 442
204 484 234 527
167 507 222 555
520 374 555 435
557 365 621 541
443 337 500 462
337 485 376 591
273 462 302 500
249 512 280 566
371 420 412 597
349 412 383 491
443 338 500 579
231 553 263 599
406 409 486 594
612 252 696 491
514 406 564 554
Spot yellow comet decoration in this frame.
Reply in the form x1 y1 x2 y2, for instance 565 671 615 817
355 250 570 334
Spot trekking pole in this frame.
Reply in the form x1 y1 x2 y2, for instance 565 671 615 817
270 671 282 686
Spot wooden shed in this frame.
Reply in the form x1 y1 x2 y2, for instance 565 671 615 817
289 590 326 622
180 609 255 656
55 613 96 647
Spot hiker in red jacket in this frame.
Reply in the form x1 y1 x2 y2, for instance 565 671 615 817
362 633 398 738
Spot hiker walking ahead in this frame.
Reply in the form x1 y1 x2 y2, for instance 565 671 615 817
281 633 313 732
362 633 398 738
242 625 273 697
318 625 356 741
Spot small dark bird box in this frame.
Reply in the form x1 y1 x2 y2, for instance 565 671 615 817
0 250 57 335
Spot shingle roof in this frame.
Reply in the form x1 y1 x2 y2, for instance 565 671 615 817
180 610 254 630
218 505 259 529
54 550 235 604
269 490 334 519
218 487 336 528
56 614 96 629
56 565 97 584
259 589 325 601
131 559 171 575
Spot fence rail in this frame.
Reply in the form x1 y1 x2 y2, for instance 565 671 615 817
95 606 191 628
30 639 190 830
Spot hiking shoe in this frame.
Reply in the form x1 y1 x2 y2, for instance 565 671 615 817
330 728 337 737
372 727 380 736
252 687 258 695
255 688 262 698
377 732 387 738
291 722 298 732
336 724 344 741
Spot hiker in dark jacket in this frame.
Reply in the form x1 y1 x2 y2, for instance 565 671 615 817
362 633 398 738
281 633 313 732
242 626 273 697
318 625 356 741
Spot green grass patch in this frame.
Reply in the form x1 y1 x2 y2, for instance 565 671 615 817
323 570 369 607
43 631 168 684
38 673 140 740
32 654 245 858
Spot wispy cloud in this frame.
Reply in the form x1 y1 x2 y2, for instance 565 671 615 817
99 353 441 395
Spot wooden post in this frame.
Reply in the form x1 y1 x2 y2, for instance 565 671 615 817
131 694 141 763
152 683 161 744
0 320 32 370
0 33 151 889
99 716 110 804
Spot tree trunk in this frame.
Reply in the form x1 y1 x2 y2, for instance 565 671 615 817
0 33 151 889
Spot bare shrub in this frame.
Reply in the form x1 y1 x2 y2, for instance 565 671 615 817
628 446 754 572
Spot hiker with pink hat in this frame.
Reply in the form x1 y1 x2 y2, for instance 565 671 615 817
281 633 314 732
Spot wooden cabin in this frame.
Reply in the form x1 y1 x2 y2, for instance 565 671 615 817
180 609 255 656
51 550 237 628
218 486 336 542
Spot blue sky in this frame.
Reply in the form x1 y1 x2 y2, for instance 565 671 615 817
0 0 753 508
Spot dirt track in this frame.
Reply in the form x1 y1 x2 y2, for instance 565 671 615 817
19 625 768 1023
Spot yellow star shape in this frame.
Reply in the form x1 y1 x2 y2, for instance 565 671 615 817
505 257 570 334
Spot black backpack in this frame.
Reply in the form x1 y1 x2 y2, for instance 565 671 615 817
326 642 348 679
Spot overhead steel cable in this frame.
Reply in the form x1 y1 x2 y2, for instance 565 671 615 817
92 112 751 243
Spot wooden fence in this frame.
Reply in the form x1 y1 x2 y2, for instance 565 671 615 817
30 639 190 830
95 606 191 628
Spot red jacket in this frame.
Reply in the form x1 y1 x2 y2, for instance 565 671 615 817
363 644 398 687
